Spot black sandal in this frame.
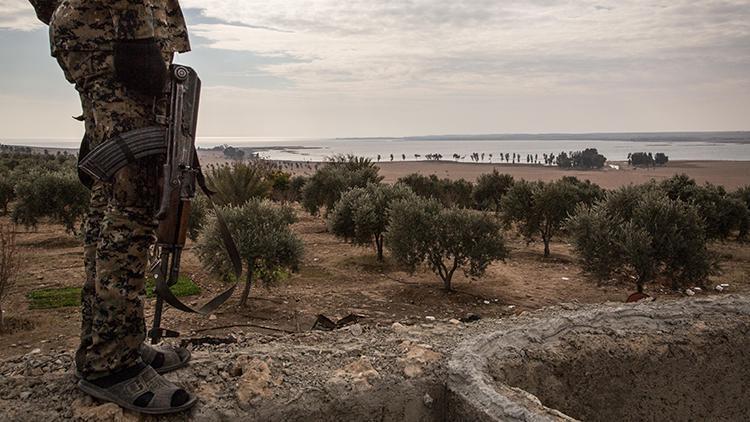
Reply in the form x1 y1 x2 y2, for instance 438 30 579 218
78 365 196 415
140 343 191 374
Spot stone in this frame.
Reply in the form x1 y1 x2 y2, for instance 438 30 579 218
403 364 423 378
209 314 218 321
425 316 436 321
398 342 442 378
19 391 31 400
391 322 409 334
72 402 123 422
346 323 364 336
327 356 380 392
685 289 695 296
235 357 280 410
448 319 461 325
423 393 434 408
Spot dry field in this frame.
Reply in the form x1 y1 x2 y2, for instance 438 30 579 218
2 204 749 362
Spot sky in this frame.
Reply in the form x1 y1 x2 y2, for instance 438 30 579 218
0 0 749 140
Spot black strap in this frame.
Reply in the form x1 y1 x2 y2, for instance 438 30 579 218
193 151 242 278
114 134 137 163
156 269 238 315
153 153 243 316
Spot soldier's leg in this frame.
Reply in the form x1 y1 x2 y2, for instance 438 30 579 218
55 48 193 415
76 180 107 372
75 94 101 371
55 51 158 377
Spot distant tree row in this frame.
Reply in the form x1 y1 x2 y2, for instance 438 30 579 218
371 150 608 168
555 148 607 169
628 152 669 167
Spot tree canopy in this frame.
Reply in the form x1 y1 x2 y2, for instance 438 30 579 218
387 197 508 290
302 155 383 216
328 183 416 261
197 199 303 307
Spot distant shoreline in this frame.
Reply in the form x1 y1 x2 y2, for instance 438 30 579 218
3 144 748 189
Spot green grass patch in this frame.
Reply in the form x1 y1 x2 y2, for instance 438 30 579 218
145 275 201 298
28 287 81 310
28 276 201 310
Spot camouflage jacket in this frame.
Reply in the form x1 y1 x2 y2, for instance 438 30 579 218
29 0 190 55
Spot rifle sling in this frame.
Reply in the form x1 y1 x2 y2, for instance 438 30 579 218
154 153 243 315
193 151 243 279
155 268 237 315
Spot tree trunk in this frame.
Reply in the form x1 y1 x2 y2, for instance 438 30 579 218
442 275 452 292
637 280 644 294
375 235 384 262
441 259 459 292
543 237 551 257
0 303 4 332
240 258 255 308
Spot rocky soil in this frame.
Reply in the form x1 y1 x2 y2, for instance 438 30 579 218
0 312 488 422
2 295 748 422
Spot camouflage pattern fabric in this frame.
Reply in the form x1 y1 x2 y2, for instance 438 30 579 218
40 0 190 55
37 0 190 378
56 50 169 378
28 0 61 24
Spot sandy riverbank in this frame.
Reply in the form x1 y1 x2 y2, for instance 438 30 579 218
197 147 750 189
374 160 750 190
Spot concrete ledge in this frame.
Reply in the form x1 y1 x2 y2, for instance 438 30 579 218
447 296 750 421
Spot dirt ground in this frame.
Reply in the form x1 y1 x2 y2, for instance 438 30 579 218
1 204 749 362
376 160 750 190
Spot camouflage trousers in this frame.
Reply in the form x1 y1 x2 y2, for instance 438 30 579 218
55 50 170 378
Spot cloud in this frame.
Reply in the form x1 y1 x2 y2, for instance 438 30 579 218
0 0 43 31
1 0 748 137
180 0 750 97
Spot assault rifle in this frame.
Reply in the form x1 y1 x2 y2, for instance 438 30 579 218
79 65 242 344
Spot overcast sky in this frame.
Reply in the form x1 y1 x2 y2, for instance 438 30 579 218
1 0 748 139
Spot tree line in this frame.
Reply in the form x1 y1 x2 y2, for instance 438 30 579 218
374 148 609 168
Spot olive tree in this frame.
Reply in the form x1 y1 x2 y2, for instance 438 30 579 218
0 225 19 331
567 190 715 292
302 155 382 216
386 197 508 291
397 173 474 208
187 193 208 242
472 170 514 213
12 170 89 233
327 183 415 261
660 175 748 240
735 185 750 210
197 199 303 307
0 179 14 215
205 161 272 206
288 175 308 203
501 179 585 257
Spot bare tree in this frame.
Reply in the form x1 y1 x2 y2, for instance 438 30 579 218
0 225 20 332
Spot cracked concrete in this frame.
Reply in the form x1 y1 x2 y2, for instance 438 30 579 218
447 295 750 421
